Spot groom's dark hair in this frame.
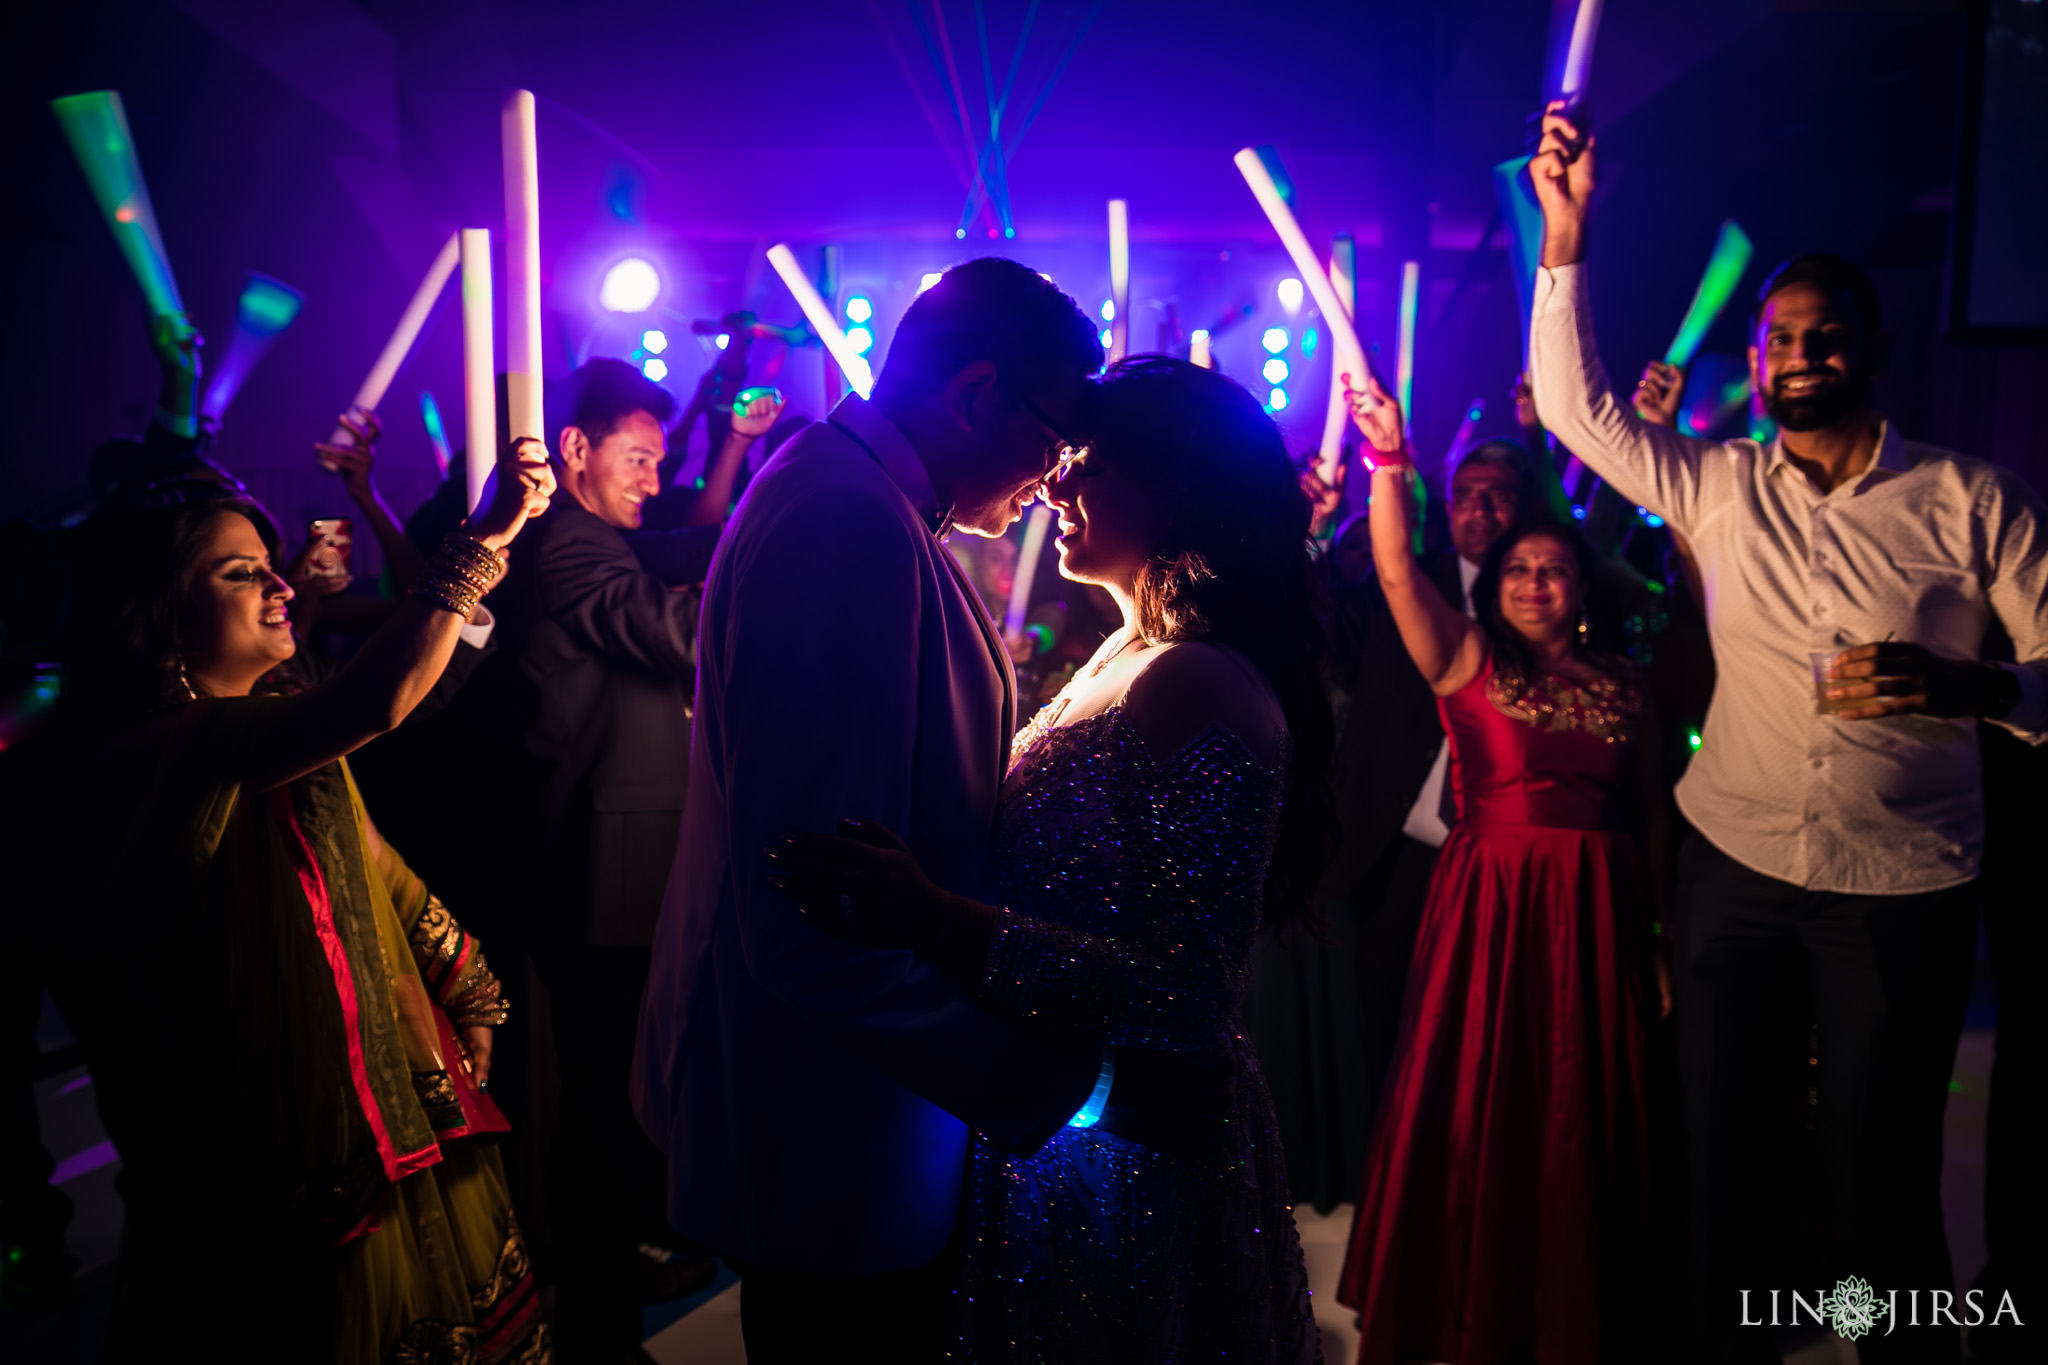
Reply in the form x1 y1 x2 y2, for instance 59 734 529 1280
873 258 1103 405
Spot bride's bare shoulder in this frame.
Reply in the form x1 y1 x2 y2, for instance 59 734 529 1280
1120 641 1287 768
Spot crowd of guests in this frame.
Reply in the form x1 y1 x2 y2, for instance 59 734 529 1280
0 103 2040 1365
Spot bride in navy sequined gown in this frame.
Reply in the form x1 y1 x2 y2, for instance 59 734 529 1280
771 359 1333 1362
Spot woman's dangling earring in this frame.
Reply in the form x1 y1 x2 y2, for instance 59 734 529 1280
177 651 197 700
1576 611 1590 646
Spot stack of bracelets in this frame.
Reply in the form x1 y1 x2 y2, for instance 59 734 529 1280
411 531 504 617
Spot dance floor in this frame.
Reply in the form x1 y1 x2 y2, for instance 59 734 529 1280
0 1005 1997 1364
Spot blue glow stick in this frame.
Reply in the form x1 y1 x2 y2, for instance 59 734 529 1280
420 391 453 477
1067 1050 1116 1129
1493 157 1546 362
201 272 304 422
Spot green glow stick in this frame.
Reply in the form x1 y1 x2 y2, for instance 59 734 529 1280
733 386 782 415
50 91 185 318
1664 220 1753 369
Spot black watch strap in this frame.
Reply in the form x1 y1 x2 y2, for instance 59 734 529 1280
1984 664 2022 720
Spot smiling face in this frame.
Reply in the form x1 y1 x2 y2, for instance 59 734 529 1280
1449 459 1523 566
1040 442 1177 595
561 409 667 530
948 369 1091 539
1750 281 1881 432
181 510 296 696
1494 529 1586 645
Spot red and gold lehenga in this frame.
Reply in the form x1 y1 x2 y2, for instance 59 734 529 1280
1338 651 1656 1365
85 696 550 1363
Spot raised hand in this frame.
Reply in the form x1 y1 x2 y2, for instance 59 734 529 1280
731 388 786 440
467 437 555 551
1343 370 1406 457
1530 99 1596 267
1633 361 1684 428
315 410 383 502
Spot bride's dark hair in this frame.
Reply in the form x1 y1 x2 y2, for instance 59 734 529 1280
1081 357 1337 933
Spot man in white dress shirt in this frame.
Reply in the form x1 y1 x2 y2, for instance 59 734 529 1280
634 260 1222 1362
1528 105 2048 1362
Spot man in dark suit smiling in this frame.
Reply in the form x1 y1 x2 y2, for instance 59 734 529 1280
468 357 769 1360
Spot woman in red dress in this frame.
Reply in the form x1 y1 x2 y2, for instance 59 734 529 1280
1336 375 1673 1364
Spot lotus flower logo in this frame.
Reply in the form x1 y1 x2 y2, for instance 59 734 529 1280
1819 1276 1889 1341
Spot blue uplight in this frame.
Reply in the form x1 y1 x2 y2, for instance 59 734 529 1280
847 326 875 355
641 329 668 355
1263 357 1290 384
1262 327 1288 355
845 296 873 324
1100 299 1115 322
642 357 669 381
1638 506 1665 528
1269 388 1289 411
1301 328 1318 358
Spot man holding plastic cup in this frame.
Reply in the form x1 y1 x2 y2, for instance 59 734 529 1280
1528 101 2048 1363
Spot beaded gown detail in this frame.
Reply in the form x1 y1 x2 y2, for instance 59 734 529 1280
955 700 1319 1364
1338 651 1654 1364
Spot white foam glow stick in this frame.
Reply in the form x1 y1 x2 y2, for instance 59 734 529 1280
1107 199 1130 364
1234 148 1369 479
327 233 460 458
1004 503 1054 641
1559 0 1605 108
1396 260 1421 429
1318 234 1358 472
766 243 873 399
460 229 495 513
502 90 544 444
1189 330 1212 369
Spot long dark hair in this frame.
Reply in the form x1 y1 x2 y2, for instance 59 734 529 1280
63 497 292 743
1469 518 1609 675
1081 357 1337 934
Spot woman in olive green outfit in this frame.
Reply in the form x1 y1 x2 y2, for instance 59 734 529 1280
66 436 556 1362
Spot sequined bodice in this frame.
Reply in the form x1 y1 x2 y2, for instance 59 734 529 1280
981 703 1288 1049
1444 652 1645 832
955 698 1318 1364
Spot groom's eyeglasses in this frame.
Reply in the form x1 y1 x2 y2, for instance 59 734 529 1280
1021 395 1086 474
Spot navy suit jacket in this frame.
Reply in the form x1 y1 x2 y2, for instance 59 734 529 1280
633 397 1098 1272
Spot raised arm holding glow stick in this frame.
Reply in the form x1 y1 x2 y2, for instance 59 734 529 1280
502 90 544 444
1107 199 1130 364
766 243 873 399
50 91 184 319
201 273 303 424
327 233 461 461
460 229 496 513
1234 145 1370 478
